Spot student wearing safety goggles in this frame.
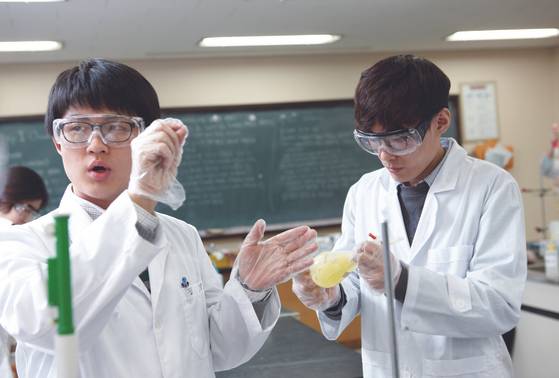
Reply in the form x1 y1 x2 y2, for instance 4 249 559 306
0 166 48 225
293 55 526 377
0 166 48 378
0 58 317 378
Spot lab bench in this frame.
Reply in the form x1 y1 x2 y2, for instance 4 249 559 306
513 267 559 378
215 315 363 378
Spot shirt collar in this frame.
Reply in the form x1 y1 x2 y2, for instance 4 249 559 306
69 187 105 221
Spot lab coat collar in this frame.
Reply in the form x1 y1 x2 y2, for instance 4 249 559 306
57 185 100 242
380 139 466 261
383 138 463 194
428 138 465 195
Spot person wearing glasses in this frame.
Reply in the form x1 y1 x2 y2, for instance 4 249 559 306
0 58 317 378
0 166 47 378
292 55 526 377
0 166 48 226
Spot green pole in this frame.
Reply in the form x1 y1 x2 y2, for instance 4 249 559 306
48 214 74 335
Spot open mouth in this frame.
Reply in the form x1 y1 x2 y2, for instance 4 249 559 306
87 161 111 178
91 166 109 173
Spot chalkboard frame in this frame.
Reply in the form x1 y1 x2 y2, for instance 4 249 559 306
0 96 460 238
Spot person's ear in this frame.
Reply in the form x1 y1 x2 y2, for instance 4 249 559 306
432 108 451 135
52 137 62 156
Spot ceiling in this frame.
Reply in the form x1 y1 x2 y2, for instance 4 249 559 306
1 0 558 64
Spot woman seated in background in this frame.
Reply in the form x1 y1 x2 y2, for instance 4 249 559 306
0 165 48 225
0 165 48 377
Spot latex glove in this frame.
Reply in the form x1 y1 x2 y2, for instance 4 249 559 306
292 270 341 311
128 118 188 210
355 240 402 294
235 219 318 291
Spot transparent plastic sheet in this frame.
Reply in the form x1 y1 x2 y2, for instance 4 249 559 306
128 118 189 210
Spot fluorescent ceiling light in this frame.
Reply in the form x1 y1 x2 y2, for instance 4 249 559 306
0 41 62 52
199 34 341 47
446 28 559 41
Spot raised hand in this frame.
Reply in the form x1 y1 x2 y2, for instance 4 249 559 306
236 219 317 291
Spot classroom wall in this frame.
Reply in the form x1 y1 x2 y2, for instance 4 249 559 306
554 47 559 121
0 47 557 240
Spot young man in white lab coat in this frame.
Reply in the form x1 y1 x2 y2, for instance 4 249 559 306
293 55 526 377
0 58 317 378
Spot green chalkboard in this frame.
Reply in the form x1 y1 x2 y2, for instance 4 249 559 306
0 98 460 236
0 117 70 210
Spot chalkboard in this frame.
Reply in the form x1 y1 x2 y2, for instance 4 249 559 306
0 97 460 236
0 117 70 211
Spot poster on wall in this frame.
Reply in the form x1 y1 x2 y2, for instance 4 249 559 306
459 82 499 142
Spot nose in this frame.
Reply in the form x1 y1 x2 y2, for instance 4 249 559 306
86 132 109 154
378 148 397 162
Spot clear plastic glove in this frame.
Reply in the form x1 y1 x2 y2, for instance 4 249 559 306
292 270 341 311
128 118 188 210
354 240 402 294
235 219 318 291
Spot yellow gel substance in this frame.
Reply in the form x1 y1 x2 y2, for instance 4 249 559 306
310 251 356 288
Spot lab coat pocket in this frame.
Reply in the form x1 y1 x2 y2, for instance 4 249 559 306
181 280 210 359
425 245 473 277
362 348 391 376
423 355 492 377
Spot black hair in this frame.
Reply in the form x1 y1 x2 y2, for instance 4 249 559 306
45 58 160 136
354 54 450 133
0 166 48 212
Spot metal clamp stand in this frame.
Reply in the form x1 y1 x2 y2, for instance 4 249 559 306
381 221 400 378
522 174 559 240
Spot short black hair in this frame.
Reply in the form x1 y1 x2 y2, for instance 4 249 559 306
354 54 450 133
0 166 48 212
45 58 161 136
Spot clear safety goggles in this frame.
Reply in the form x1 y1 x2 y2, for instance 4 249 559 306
52 114 145 149
353 118 431 156
13 203 40 221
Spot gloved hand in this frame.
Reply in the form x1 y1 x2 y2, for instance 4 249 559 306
235 219 317 291
354 240 402 294
128 118 188 210
292 271 341 311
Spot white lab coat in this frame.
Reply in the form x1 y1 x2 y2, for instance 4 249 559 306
319 139 526 377
0 217 15 378
0 187 280 378
0 326 14 378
